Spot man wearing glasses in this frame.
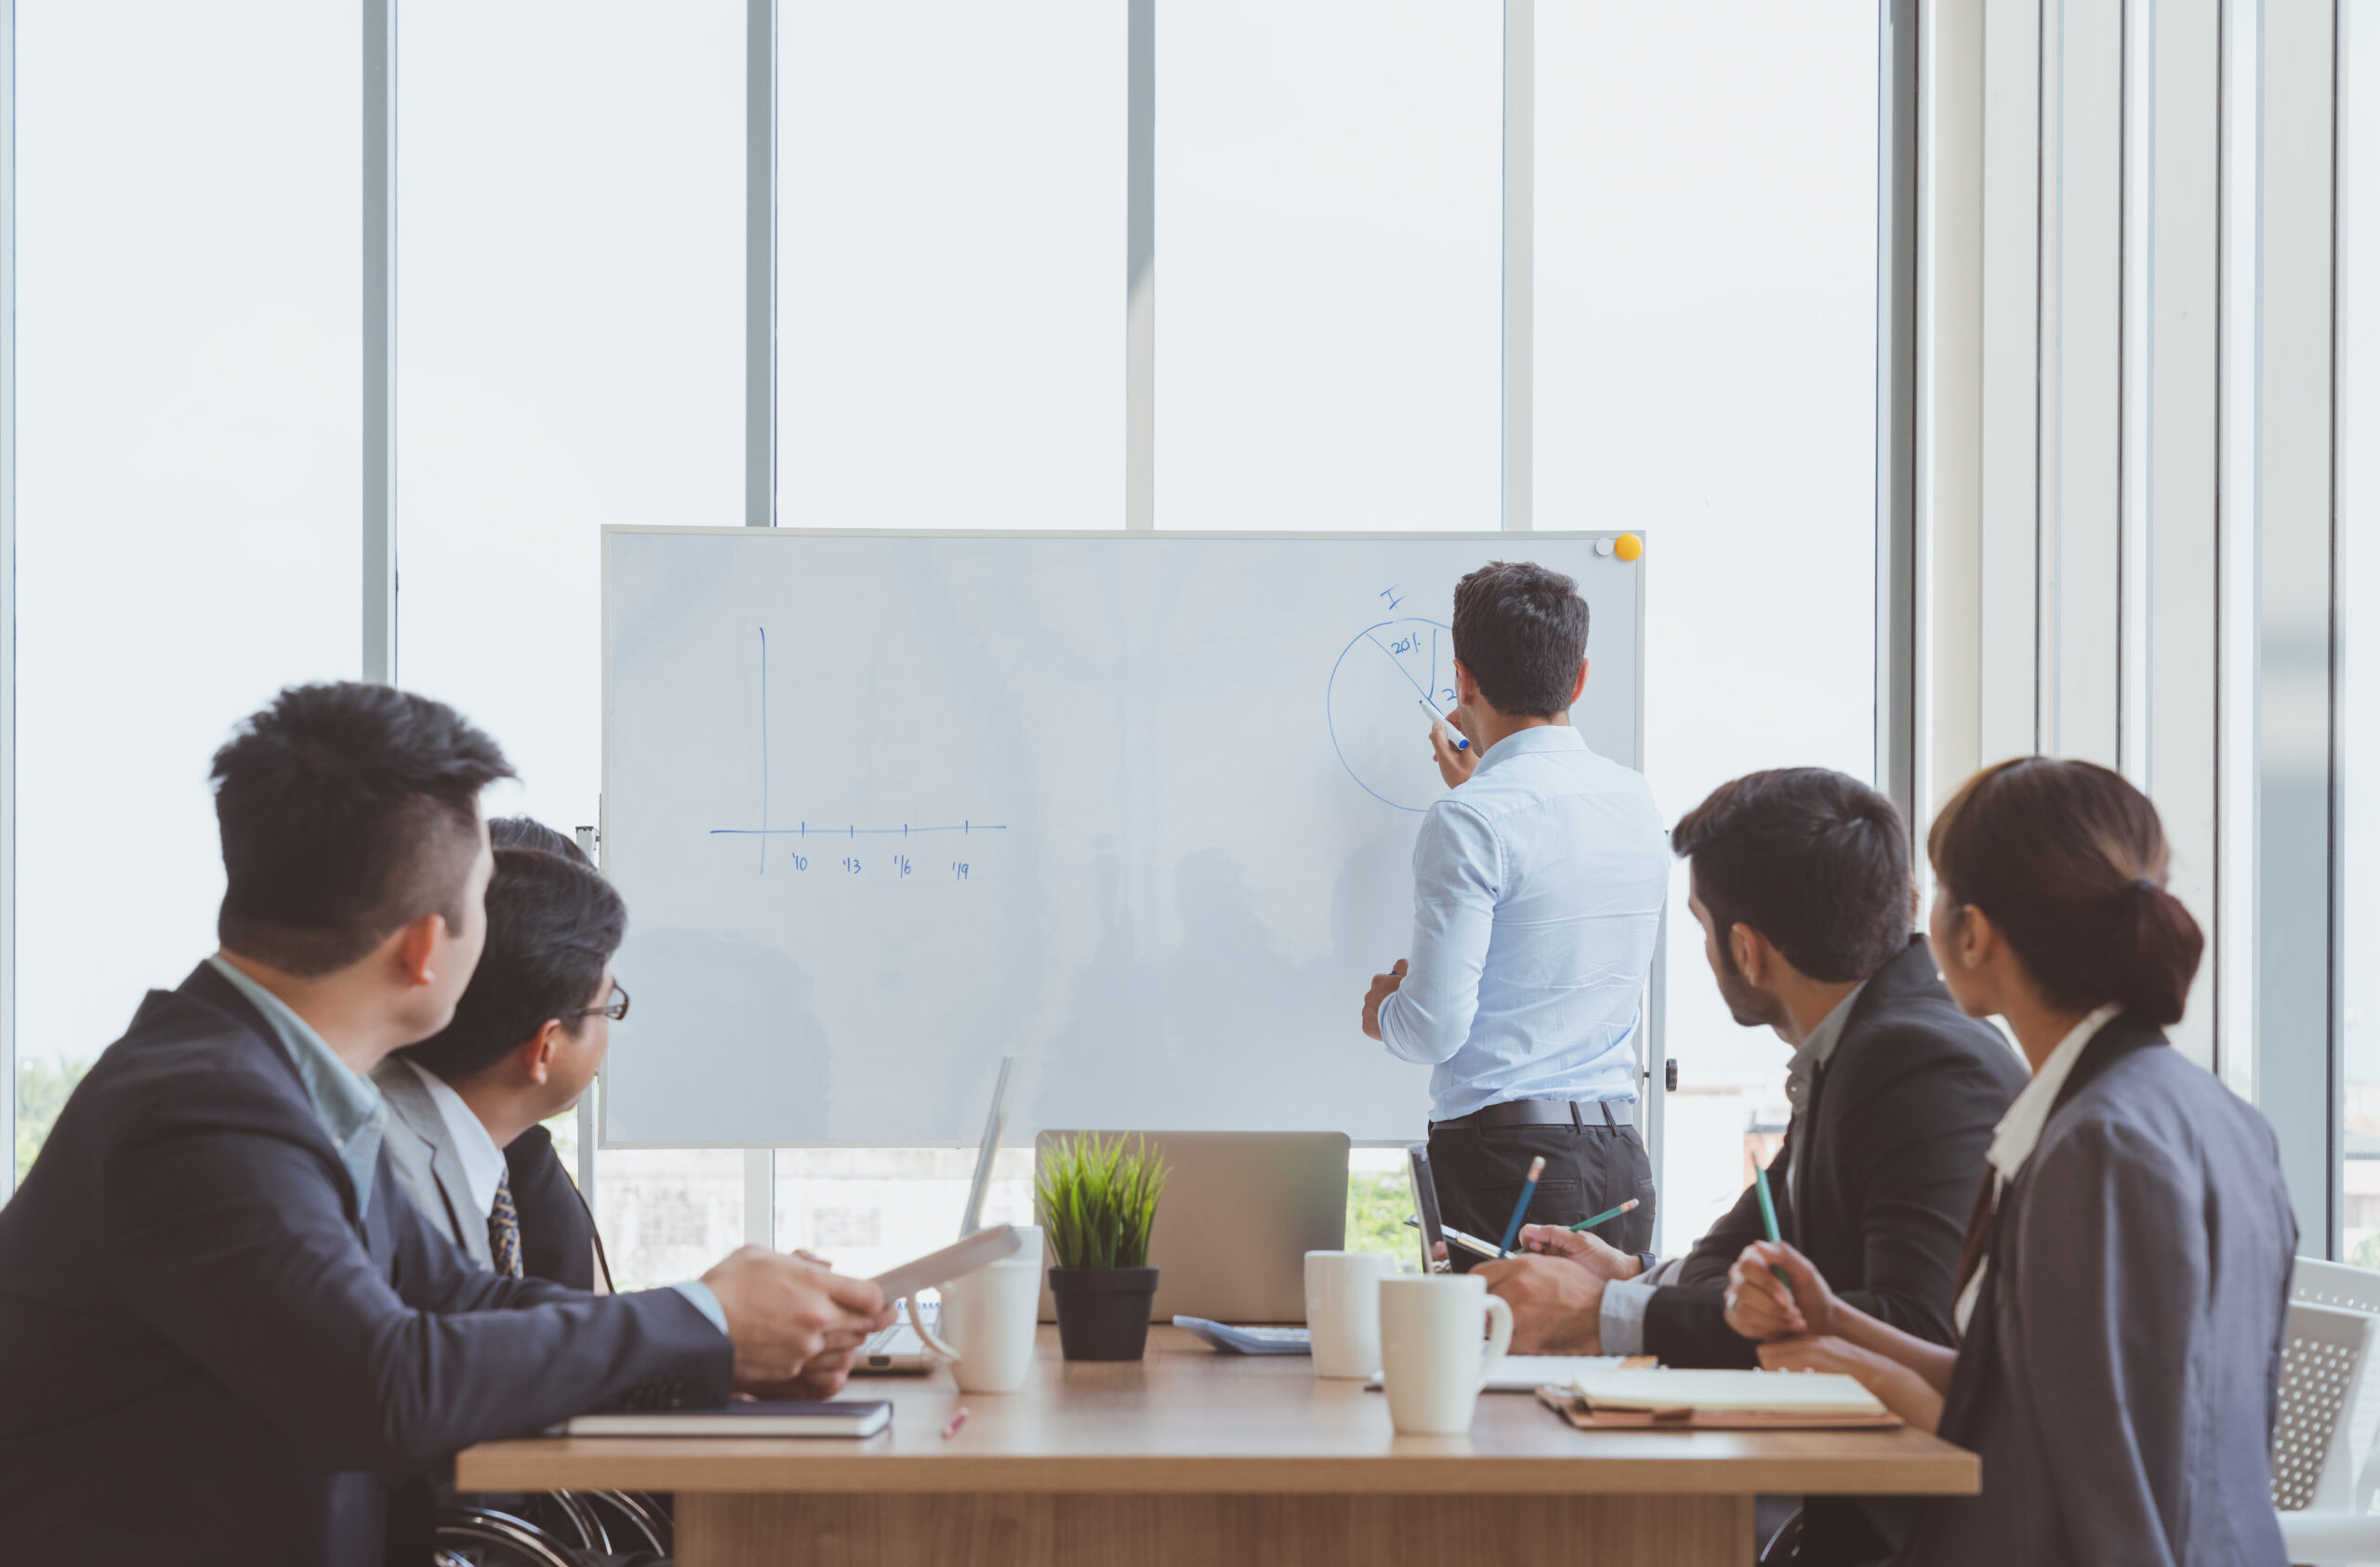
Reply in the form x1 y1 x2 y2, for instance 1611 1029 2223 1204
375 817 628 1288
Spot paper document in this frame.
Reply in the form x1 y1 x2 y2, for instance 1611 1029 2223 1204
1571 1367 1886 1416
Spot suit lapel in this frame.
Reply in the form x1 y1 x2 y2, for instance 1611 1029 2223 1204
377 1065 495 1269
175 963 368 1234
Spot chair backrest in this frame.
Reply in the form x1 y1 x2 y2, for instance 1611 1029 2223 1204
2278 1259 2380 1512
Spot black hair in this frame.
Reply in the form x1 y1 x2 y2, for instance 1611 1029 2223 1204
211 682 513 975
399 845 627 1084
1449 561 1591 718
1672 768 1914 984
490 815 588 863
1928 757 2203 1026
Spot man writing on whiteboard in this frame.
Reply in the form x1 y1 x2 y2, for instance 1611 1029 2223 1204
1360 561 1669 1265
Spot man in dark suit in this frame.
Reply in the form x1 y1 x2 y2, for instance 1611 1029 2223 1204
1478 768 2026 1565
0 684 892 1566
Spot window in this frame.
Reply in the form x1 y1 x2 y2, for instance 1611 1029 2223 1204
1157 1 1501 531
2338 0 2378 1264
392 0 747 1270
775 2 1122 531
13 0 358 1178
1538 1 1882 1249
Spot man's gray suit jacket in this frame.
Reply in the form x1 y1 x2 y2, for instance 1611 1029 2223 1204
373 1056 496 1271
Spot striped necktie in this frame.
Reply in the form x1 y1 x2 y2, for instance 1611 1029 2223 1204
488 1171 523 1279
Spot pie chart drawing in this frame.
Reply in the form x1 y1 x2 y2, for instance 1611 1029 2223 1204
1327 618 1458 813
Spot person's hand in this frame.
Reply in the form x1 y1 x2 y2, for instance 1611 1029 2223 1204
699 1245 895 1390
744 1343 865 1402
1724 1239 1840 1342
1429 716 1478 789
1361 959 1408 1040
1754 1334 1876 1379
1516 1224 1644 1281
1474 1254 1605 1354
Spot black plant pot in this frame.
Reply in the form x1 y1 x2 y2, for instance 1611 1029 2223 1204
1048 1267 1160 1361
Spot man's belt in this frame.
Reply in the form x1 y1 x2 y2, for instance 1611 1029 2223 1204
1429 1098 1637 1132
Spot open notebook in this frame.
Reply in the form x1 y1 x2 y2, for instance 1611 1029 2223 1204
1540 1368 1899 1430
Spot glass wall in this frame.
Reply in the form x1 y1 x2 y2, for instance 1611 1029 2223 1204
2339 0 2378 1264
1538 1 1882 1249
775 1 1123 532
5 7 1885 1265
394 0 747 1269
13 0 359 1178
1157 1 1501 531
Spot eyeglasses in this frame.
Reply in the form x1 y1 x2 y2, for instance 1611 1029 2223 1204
575 981 629 1023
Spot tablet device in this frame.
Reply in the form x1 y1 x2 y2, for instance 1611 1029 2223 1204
1440 1223 1502 1260
868 1222 1025 1300
1406 1144 1448 1273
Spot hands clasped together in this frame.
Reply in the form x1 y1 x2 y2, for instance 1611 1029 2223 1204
699 1245 899 1399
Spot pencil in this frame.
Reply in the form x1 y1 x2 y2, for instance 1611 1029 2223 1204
1565 1198 1641 1233
1752 1162 1793 1295
1496 1156 1546 1258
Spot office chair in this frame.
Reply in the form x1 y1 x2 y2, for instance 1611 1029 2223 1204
429 1506 586 1567
435 1490 671 1567
2274 1257 2380 1566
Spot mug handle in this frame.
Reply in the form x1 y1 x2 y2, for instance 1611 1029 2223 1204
1476 1295 1514 1389
905 1293 959 1362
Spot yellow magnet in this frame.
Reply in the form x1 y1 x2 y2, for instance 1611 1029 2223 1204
1614 533 1644 562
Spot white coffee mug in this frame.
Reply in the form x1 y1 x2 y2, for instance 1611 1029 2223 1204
1377 1273 1514 1435
1304 1251 1395 1379
912 1256 1042 1394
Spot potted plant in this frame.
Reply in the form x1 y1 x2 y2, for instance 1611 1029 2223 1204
1035 1133 1170 1362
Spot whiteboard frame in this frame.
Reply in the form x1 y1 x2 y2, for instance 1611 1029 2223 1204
597 524 1650 1150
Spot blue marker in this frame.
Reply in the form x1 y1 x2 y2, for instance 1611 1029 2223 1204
1421 697 1470 751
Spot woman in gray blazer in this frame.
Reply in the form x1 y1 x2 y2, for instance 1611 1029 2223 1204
1723 757 2294 1567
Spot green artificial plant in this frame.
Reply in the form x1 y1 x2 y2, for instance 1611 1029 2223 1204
1035 1133 1170 1270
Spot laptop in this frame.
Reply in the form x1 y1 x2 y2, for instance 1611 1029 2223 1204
852 1057 1015 1376
1035 1131 1350 1324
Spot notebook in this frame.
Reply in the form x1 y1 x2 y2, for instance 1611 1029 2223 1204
1572 1367 1887 1416
554 1400 893 1439
1536 1368 1900 1430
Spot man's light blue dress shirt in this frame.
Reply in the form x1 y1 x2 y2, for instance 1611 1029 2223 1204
206 955 728 1335
1374 726 1668 1122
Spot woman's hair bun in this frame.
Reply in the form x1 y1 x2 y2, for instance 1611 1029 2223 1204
1927 760 2204 1026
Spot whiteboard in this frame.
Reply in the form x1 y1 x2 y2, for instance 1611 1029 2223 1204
601 528 1645 1145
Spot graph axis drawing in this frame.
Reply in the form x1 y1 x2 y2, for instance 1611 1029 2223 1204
1327 617 1456 815
708 626 1007 870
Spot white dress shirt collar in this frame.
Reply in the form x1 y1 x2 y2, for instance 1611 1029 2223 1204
403 1058 509 1223
1984 1001 2125 1184
1474 722 1587 773
1953 1000 2125 1335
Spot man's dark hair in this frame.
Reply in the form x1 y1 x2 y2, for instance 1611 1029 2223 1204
400 845 627 1084
212 683 513 975
1672 768 1913 983
490 815 587 863
1450 561 1591 717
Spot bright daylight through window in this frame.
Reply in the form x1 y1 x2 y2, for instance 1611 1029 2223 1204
13 2 1876 1277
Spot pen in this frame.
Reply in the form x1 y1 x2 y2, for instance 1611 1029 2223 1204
1564 1198 1641 1234
1752 1161 1793 1296
1421 698 1471 751
1496 1156 1545 1258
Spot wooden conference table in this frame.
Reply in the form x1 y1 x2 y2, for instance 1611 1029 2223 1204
458 1325 1978 1567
